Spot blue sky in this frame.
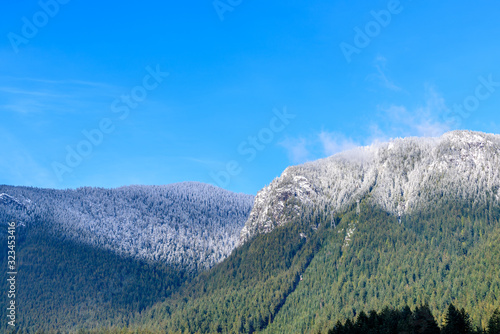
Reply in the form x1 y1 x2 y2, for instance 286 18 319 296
1 0 500 195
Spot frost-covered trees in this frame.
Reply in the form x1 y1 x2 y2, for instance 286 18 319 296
0 182 254 271
242 130 500 241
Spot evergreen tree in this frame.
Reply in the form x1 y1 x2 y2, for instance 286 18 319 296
413 304 440 334
328 321 345 334
397 305 414 334
442 304 472 334
488 309 500 334
355 311 369 334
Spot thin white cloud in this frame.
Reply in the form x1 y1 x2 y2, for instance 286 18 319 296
1 76 114 89
318 131 358 156
178 156 223 167
488 121 500 133
0 75 120 114
374 86 451 140
279 131 361 164
0 86 70 98
0 100 50 114
280 87 453 166
366 56 402 92
279 137 310 164
0 127 57 188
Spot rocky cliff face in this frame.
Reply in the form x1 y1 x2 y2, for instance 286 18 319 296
240 130 500 243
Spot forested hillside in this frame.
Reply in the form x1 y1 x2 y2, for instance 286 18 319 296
0 225 186 332
0 182 254 271
125 198 500 333
265 199 500 333
3 131 500 333
0 182 253 332
3 175 500 333
135 202 326 333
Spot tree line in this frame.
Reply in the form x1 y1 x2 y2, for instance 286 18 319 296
328 304 500 334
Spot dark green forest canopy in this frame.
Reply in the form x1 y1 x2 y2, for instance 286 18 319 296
130 199 500 333
0 226 188 332
327 304 500 334
2 197 500 333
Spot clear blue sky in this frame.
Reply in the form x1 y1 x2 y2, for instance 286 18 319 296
1 0 500 195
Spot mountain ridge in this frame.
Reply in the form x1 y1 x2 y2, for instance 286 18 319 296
241 130 500 243
2 131 500 332
0 182 254 271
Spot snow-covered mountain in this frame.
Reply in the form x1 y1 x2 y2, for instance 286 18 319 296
0 182 254 271
240 130 500 242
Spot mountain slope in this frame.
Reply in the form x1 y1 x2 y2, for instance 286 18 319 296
241 130 500 242
129 130 500 333
0 183 254 332
0 226 186 332
134 198 500 333
265 200 500 333
4 130 500 333
135 202 326 333
0 182 254 271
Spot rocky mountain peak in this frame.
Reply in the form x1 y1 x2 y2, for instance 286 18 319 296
240 130 500 243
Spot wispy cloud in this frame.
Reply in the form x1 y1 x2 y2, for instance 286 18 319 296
0 100 50 114
2 76 114 89
0 86 70 98
279 132 360 163
178 156 223 167
366 56 402 92
365 57 449 140
489 121 500 133
0 127 57 188
374 86 451 139
280 86 453 166
279 137 310 164
318 131 358 156
0 75 120 114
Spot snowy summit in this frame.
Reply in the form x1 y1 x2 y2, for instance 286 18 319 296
240 131 500 242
